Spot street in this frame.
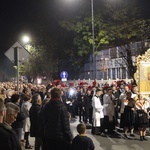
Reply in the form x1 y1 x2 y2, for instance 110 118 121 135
28 117 150 150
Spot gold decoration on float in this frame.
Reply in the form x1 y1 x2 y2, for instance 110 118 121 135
134 48 150 95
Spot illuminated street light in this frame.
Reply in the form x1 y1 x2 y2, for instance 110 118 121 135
16 35 30 93
22 35 30 44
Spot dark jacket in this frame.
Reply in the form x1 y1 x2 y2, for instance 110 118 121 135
29 104 41 137
41 99 72 142
4 97 11 104
76 91 82 106
71 135 95 150
0 123 22 150
11 103 25 129
37 103 47 138
84 94 92 109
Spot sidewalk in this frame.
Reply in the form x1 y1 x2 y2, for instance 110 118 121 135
28 117 102 150
28 117 79 149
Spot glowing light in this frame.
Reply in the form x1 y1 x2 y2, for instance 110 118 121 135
37 78 42 84
22 35 30 43
69 88 75 96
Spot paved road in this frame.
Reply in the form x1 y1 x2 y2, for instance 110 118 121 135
28 117 150 150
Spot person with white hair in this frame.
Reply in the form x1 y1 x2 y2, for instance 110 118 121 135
0 101 22 150
4 89 14 104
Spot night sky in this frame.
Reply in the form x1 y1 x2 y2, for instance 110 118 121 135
0 0 150 55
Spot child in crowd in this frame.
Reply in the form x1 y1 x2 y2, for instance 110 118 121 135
71 123 95 150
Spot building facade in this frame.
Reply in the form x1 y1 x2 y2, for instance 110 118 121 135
79 40 150 81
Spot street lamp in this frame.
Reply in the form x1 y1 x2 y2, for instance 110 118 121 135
16 35 30 93
91 0 95 80
63 0 95 79
22 35 30 44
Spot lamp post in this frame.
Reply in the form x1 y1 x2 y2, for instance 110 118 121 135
5 35 30 94
91 0 95 80
16 35 30 93
63 0 95 79
15 47 19 94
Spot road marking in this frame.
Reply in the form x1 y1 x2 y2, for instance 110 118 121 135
106 134 117 144
112 145 129 150
115 129 127 139
132 144 144 150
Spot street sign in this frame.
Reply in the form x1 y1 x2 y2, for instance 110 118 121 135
4 42 30 64
60 71 68 81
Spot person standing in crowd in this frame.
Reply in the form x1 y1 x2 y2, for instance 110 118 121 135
132 85 139 95
66 87 77 118
29 93 42 150
21 94 33 149
37 96 50 150
83 89 93 125
147 95 150 134
123 92 136 138
71 123 95 150
4 89 14 104
135 94 149 141
0 101 22 150
103 88 115 133
76 87 84 123
0 98 5 122
119 85 131 129
61 90 67 108
11 94 25 141
41 88 72 150
0 88 6 101
118 84 125 95
112 85 120 126
36 86 45 101
91 88 105 135
43 92 51 101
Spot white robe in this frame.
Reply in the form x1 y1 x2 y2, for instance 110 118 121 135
92 95 104 127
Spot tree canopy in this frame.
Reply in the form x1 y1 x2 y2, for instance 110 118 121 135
59 1 150 80
22 0 150 81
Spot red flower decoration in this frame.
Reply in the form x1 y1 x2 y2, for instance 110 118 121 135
92 80 96 86
103 84 109 90
78 81 85 87
88 86 93 90
53 79 61 86
69 82 74 87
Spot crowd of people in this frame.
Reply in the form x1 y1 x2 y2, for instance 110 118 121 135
64 80 150 140
0 80 150 150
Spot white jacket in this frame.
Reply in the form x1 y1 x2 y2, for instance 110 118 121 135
21 101 32 132
92 95 104 127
